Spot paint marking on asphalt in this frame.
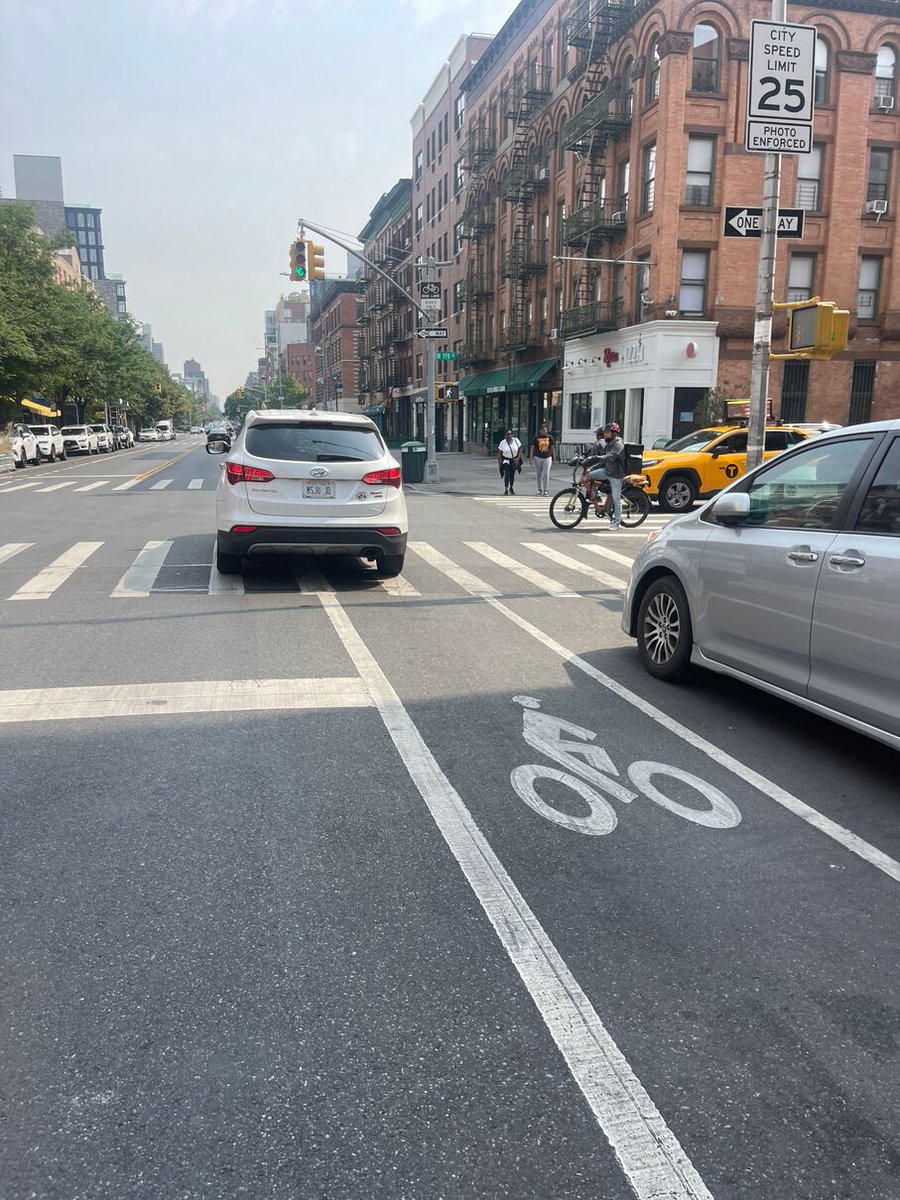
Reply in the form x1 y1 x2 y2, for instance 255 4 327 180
378 573 420 597
409 541 499 596
8 541 104 601
0 543 33 565
0 480 42 493
130 444 200 484
207 539 245 594
74 480 109 493
523 542 626 590
34 481 79 493
111 540 173 598
419 546 900 884
579 542 638 568
466 541 579 598
187 478 204 489
150 479 173 491
318 588 714 1200
0 676 372 723
112 478 140 491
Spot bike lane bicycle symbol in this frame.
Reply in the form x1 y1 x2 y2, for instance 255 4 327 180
510 696 742 836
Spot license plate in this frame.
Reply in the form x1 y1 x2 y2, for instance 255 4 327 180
303 481 335 498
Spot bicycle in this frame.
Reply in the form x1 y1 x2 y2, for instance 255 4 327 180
548 456 651 530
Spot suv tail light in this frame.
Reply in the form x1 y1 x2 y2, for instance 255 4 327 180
361 466 402 488
225 462 275 485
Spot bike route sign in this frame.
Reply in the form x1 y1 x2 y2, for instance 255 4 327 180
745 20 816 154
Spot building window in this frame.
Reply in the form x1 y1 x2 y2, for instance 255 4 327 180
636 257 650 318
641 142 656 213
795 144 822 210
867 148 891 203
77 212 85 227
618 159 630 213
692 24 719 92
415 150 423 181
679 250 708 316
781 360 809 421
814 37 830 104
849 360 877 425
117 300 127 315
454 220 464 254
570 392 592 429
685 135 714 205
454 92 465 131
605 389 626 427
646 36 660 103
86 213 95 229
875 44 896 102
787 254 815 302
858 257 881 320
454 158 465 194
415 203 423 232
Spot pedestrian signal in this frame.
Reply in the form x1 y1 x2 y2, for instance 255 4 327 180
435 383 461 401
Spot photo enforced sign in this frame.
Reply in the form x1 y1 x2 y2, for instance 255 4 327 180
746 20 816 154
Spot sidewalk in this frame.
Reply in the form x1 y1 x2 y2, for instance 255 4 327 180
407 451 568 497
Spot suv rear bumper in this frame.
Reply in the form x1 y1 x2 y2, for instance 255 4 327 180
218 526 408 559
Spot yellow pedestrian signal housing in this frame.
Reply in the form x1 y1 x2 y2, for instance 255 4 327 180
290 240 307 280
306 242 326 281
435 383 461 401
773 297 850 361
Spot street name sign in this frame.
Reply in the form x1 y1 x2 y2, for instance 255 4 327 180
418 281 441 299
436 351 457 361
418 327 448 339
745 20 816 154
724 206 805 238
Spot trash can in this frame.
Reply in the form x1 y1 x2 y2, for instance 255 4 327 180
400 440 426 484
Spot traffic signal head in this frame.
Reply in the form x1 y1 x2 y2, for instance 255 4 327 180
787 300 850 359
307 242 326 281
290 240 307 280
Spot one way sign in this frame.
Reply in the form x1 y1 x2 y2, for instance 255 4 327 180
724 206 805 239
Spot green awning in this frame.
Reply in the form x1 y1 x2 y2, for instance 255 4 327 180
509 358 558 390
459 359 558 396
459 369 505 396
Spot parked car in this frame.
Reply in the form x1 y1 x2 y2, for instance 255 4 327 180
208 409 408 576
11 424 41 468
88 423 115 453
138 428 159 442
189 426 203 435
60 425 100 455
622 420 900 751
640 424 826 513
113 425 134 449
27 424 66 463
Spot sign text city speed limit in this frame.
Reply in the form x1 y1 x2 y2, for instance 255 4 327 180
745 20 816 154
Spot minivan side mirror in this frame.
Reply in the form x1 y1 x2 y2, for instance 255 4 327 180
711 492 751 524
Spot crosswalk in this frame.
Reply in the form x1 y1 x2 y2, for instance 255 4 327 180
473 494 672 534
0 475 212 496
0 533 643 603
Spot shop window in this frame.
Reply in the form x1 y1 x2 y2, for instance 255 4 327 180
570 392 592 429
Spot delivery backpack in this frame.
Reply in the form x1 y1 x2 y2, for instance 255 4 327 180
623 442 644 474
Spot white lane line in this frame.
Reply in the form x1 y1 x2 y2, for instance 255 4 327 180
113 478 140 491
187 479 204 490
8 541 104 601
579 543 638 568
0 481 43 493
150 479 173 491
207 539 244 594
74 480 109 493
35 481 79 493
0 676 371 723
523 542 626 590
318 588 714 1200
465 541 578 599
409 541 499 596
420 546 900 883
111 540 173 598
0 543 33 565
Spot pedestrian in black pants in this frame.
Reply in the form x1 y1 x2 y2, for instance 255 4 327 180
497 429 522 494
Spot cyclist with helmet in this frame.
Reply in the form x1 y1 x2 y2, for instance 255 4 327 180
586 422 626 528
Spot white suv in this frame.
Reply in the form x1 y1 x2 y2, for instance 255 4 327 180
11 424 41 468
209 409 408 576
28 424 67 462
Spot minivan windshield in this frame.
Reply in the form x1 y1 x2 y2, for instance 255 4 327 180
245 422 384 463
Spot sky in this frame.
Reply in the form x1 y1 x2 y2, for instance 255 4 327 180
1 0 519 400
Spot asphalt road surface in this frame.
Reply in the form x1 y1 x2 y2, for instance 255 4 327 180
1 440 897 1199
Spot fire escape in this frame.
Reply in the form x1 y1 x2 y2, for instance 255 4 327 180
498 62 552 354
459 121 497 367
560 0 633 339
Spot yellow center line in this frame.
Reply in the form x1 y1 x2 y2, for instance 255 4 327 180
130 445 202 484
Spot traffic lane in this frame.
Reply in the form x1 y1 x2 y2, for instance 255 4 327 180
342 589 899 1199
1 712 626 1200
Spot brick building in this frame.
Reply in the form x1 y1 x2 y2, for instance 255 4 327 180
456 0 900 454
308 279 365 410
281 342 316 395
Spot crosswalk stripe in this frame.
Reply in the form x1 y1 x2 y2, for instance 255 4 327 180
579 543 637 568
466 541 578 598
150 479 173 490
8 541 103 600
0 543 33 565
522 542 626 590
35 481 79 493
187 479 204 490
74 480 109 493
111 540 173 598
207 539 244 594
409 541 498 596
0 480 42 493
377 573 420 597
113 478 140 491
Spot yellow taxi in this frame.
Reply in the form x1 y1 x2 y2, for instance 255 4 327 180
642 424 831 512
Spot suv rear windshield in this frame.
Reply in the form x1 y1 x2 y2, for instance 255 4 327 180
245 422 384 463
29 425 51 435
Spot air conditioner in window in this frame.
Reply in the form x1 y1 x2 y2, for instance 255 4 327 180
865 198 889 215
549 327 559 340
874 94 895 111
537 168 550 181
611 210 626 224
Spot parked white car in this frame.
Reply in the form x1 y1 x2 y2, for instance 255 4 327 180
138 428 159 442
60 425 100 455
88 423 115 453
28 424 67 462
11 424 41 468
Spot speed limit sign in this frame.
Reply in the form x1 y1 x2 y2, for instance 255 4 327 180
746 20 816 154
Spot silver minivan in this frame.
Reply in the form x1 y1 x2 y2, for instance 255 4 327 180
622 420 900 751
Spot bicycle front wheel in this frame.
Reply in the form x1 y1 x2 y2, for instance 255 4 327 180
549 487 587 529
620 487 650 528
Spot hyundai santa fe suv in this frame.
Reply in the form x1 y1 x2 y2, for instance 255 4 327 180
209 409 408 576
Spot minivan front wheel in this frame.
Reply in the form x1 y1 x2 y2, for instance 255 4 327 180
636 576 693 681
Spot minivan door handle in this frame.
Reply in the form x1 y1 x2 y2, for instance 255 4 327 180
829 553 866 569
787 550 819 563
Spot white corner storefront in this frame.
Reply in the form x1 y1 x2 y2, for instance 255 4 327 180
562 319 719 448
